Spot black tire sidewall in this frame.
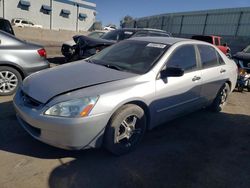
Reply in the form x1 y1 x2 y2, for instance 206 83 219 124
0 66 22 96
211 83 230 112
104 104 147 155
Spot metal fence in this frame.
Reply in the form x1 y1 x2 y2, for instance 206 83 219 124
124 7 250 37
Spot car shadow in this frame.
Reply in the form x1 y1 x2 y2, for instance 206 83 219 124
1 100 250 187
47 111 250 188
0 101 83 159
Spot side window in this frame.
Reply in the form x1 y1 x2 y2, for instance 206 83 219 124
217 52 225 65
22 20 28 24
198 45 220 68
167 45 197 72
214 38 220 46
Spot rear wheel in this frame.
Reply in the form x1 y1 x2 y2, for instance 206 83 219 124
0 66 22 96
210 83 230 112
104 104 147 155
247 80 250 92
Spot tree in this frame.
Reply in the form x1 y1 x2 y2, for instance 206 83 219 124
120 15 134 28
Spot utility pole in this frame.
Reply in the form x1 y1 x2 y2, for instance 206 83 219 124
2 0 5 18
76 4 79 32
50 0 52 30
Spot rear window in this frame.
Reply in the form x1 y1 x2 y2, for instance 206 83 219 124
101 30 135 41
148 32 169 37
15 20 21 23
192 36 213 44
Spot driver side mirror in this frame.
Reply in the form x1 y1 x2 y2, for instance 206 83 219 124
160 67 184 79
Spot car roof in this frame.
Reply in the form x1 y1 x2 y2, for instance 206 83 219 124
128 36 192 45
119 28 168 33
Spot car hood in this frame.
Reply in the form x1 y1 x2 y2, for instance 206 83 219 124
233 52 250 61
22 61 137 104
73 35 115 48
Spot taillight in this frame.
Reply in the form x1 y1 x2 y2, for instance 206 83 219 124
37 48 47 58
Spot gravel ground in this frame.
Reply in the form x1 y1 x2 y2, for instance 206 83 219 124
0 88 250 188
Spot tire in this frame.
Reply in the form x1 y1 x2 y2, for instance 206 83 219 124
238 85 244 92
210 83 230 112
247 80 250 92
226 53 232 59
104 104 147 155
0 66 22 96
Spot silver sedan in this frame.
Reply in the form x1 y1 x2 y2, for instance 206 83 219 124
13 37 237 155
0 31 49 95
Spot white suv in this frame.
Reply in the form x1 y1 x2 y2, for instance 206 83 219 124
12 18 43 29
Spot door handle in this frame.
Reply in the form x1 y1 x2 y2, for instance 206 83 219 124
220 69 226 73
192 76 201 81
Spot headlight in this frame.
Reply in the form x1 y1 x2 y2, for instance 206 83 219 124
44 96 99 118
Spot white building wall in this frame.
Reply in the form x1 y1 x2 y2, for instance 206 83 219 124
0 0 3 18
52 1 78 31
4 0 51 29
2 0 96 31
78 7 96 31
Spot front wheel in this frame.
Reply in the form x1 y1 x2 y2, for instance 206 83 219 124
210 83 230 112
104 104 147 155
0 66 22 96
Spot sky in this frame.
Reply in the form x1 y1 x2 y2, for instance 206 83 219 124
88 0 250 27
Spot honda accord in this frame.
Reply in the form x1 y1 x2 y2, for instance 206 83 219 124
14 37 237 155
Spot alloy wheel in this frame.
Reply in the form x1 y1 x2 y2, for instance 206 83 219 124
115 115 142 147
0 71 18 93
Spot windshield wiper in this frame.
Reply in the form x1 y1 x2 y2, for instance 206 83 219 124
86 59 94 63
102 64 124 71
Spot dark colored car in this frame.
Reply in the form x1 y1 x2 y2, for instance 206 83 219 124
0 31 49 95
0 18 15 35
61 28 171 61
233 45 250 73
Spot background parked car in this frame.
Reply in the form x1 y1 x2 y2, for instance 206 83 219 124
14 37 237 155
0 31 49 95
0 18 15 35
103 25 116 31
233 44 250 73
191 35 231 57
233 44 250 91
61 28 171 61
12 18 43 29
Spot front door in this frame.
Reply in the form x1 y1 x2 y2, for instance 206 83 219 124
152 44 202 127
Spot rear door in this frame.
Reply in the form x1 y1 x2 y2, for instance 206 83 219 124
153 44 202 126
197 44 228 103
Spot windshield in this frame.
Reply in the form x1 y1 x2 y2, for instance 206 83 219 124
243 45 250 53
101 30 135 41
89 40 169 74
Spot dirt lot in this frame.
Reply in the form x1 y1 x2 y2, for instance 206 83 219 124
0 89 250 188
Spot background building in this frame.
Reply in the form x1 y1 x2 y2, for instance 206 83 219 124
123 7 250 53
0 0 96 31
